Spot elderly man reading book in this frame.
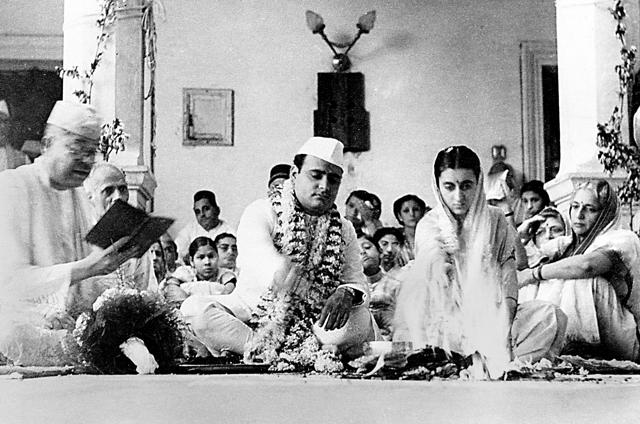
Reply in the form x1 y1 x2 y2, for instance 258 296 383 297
0 101 140 365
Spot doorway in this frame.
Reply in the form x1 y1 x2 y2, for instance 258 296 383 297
0 60 62 170
520 41 560 183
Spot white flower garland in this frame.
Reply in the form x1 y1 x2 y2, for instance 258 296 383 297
246 179 345 372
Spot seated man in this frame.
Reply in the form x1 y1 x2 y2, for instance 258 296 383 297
180 137 377 362
160 233 179 274
373 227 405 273
66 162 158 315
149 240 167 285
0 101 139 365
267 163 291 192
175 190 235 262
214 232 239 274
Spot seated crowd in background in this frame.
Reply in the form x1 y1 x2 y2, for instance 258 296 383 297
1 101 638 371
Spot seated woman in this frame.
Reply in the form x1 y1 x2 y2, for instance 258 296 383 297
394 145 566 378
163 236 237 306
373 227 405 273
518 180 640 361
358 234 405 339
517 206 571 268
393 194 430 263
344 190 382 238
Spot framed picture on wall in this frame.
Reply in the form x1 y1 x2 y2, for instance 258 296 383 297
183 88 234 146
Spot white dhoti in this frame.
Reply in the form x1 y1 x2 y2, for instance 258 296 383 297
180 294 377 357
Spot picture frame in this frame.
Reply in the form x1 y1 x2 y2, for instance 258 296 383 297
183 88 234 146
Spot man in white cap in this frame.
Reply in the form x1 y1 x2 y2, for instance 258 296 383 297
179 136 377 361
0 100 140 365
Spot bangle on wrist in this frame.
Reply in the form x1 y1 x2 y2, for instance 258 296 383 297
532 264 544 281
505 211 514 217
340 286 356 297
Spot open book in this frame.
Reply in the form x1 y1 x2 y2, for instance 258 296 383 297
86 199 175 258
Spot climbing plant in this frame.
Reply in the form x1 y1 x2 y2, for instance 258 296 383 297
56 0 127 162
596 0 639 230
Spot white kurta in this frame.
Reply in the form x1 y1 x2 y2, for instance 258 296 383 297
233 198 369 316
0 159 93 312
174 219 235 260
179 198 374 355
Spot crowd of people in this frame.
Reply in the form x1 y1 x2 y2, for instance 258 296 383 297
1 100 639 376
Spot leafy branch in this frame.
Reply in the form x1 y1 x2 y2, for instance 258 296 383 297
596 0 640 229
55 0 128 162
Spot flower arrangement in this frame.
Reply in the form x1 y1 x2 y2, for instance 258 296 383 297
73 287 183 374
245 179 345 372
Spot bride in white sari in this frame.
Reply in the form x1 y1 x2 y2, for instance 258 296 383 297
394 146 566 378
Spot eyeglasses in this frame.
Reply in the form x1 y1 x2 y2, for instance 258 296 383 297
67 145 98 161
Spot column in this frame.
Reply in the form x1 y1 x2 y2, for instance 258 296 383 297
547 0 639 228
113 0 156 211
63 0 156 211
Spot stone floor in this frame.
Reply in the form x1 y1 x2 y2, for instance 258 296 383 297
1 373 640 424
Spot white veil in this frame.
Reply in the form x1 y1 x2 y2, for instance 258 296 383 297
394 147 517 378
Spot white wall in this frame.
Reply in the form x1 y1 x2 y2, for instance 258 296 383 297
1 0 557 232
0 0 62 35
153 0 556 232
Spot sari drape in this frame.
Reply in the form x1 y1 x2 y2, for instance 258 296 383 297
519 180 640 360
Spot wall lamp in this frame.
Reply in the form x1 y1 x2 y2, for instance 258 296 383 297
305 10 376 72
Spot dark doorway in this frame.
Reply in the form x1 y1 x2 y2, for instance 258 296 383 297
0 63 62 168
541 65 560 181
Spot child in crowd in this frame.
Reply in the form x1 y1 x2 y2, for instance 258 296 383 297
162 236 237 307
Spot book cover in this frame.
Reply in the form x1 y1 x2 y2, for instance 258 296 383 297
85 199 174 258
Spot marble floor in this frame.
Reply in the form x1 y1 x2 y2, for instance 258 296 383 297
1 373 639 424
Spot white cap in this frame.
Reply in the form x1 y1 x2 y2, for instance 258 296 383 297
46 100 102 141
296 137 344 169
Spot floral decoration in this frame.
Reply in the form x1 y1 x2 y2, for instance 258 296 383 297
73 286 184 374
245 179 345 372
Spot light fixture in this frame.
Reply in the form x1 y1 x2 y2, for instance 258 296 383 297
305 10 376 72
491 145 507 162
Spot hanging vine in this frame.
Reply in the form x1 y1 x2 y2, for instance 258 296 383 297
596 0 639 230
142 0 164 170
55 0 131 162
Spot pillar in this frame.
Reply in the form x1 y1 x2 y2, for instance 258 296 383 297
547 0 639 228
63 0 156 211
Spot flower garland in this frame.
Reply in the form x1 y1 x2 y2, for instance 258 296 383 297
73 286 184 374
245 179 345 372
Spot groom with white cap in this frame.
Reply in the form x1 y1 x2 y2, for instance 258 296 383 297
180 136 377 358
0 101 140 364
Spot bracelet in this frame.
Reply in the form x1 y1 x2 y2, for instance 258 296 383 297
505 211 514 217
532 264 544 281
340 286 356 298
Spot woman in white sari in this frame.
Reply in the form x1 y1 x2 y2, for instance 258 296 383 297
394 146 566 378
519 180 640 361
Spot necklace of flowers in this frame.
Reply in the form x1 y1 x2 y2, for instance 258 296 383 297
246 179 345 372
